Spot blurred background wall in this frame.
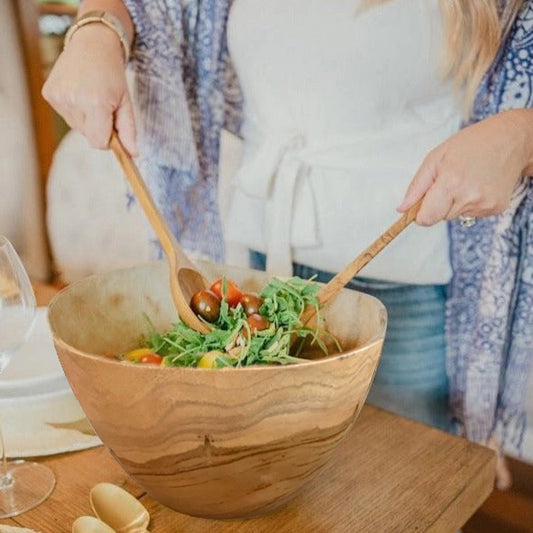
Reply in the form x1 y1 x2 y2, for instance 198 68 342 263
0 0 64 280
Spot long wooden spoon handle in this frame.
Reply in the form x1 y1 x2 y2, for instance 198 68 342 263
109 132 195 270
314 198 423 309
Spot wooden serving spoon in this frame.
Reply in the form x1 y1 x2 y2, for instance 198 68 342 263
299 198 424 327
90 483 150 533
109 132 211 334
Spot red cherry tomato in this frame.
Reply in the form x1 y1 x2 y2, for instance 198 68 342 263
210 278 242 307
247 313 270 333
190 290 221 322
139 353 163 365
240 293 263 316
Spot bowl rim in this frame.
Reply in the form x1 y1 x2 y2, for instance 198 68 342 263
48 261 388 373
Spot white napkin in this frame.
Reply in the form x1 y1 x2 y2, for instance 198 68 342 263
1 392 101 458
0 307 102 457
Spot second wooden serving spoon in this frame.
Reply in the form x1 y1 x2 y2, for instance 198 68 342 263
90 483 150 533
109 132 211 334
299 198 424 327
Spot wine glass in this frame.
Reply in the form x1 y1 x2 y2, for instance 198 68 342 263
0 235 55 517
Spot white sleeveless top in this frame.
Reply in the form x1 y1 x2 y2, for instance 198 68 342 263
225 0 460 284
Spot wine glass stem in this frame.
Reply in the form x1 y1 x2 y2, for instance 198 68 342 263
0 423 13 488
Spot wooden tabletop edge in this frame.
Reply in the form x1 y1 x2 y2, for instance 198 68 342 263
426 450 496 532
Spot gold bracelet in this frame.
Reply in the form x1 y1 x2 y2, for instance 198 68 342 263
64 10 131 63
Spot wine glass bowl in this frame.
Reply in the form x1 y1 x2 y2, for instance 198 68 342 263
0 255 35 373
0 235 55 517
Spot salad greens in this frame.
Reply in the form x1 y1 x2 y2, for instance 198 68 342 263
143 276 340 368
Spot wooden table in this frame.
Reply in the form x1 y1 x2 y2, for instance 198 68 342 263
0 284 496 532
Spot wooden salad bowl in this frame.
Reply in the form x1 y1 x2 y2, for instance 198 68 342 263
48 261 387 519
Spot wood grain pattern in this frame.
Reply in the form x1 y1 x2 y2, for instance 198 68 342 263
48 261 386 519
3 408 495 533
464 457 533 533
109 133 210 334
139 407 495 533
4 447 140 533
38 3 77 16
300 198 423 328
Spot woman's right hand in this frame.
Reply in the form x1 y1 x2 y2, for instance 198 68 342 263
42 24 138 156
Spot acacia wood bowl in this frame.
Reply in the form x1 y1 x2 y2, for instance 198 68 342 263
48 261 386 519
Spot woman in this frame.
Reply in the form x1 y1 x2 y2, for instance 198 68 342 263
43 0 533 488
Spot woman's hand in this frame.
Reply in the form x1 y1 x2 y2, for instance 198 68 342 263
42 24 138 156
398 110 533 225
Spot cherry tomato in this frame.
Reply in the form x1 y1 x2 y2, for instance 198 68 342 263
139 353 163 365
197 351 223 368
240 293 263 316
247 313 270 333
190 290 221 322
124 348 155 362
210 278 242 307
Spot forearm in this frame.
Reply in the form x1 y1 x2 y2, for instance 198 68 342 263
43 0 137 154
512 108 533 177
78 0 134 44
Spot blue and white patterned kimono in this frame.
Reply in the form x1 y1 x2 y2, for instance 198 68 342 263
123 0 533 449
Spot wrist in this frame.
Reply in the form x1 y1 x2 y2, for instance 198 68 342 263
64 10 131 63
62 25 126 70
78 0 134 43
68 23 123 51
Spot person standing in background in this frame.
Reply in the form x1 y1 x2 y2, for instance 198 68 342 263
42 0 533 490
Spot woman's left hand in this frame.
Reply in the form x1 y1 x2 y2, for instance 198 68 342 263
397 109 533 225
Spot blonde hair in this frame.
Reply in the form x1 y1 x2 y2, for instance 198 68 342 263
363 0 525 110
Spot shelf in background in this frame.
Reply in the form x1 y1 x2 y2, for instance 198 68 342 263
38 2 77 17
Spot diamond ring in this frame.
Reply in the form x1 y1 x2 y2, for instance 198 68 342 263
459 215 477 228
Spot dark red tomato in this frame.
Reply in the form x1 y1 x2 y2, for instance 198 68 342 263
209 278 242 307
139 353 163 365
240 293 263 316
247 313 270 333
190 290 221 322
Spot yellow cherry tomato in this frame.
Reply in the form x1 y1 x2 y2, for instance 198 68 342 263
197 351 223 369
